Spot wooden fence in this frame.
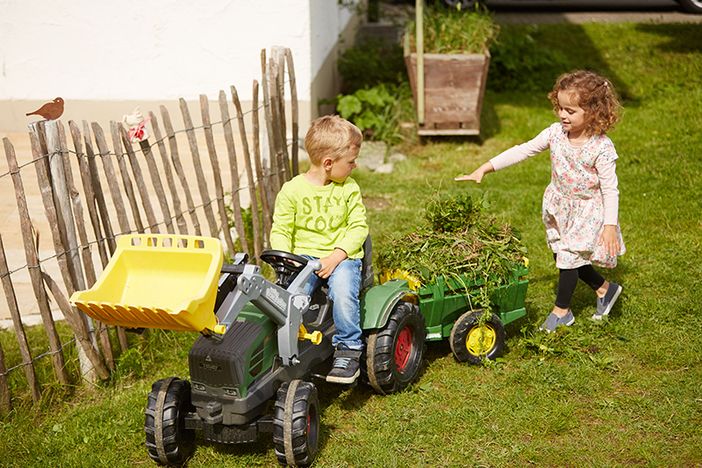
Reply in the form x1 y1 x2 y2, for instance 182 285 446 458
0 46 298 412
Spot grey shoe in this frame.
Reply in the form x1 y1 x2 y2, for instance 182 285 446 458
539 310 575 333
326 347 362 384
593 282 622 320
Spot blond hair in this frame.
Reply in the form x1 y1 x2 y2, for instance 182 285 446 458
548 70 621 135
304 115 363 166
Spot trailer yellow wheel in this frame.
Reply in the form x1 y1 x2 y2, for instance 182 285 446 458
466 324 497 356
450 310 506 365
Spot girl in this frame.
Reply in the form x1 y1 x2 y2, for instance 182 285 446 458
456 70 625 333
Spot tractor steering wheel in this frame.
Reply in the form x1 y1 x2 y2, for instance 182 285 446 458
260 250 310 287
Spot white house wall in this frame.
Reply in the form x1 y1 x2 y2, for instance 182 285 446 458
0 0 361 132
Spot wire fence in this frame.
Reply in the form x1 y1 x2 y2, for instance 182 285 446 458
0 46 299 412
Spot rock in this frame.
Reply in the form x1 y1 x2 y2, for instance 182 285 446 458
374 163 394 174
357 141 387 171
388 152 407 163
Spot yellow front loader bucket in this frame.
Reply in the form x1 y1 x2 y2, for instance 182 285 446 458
70 234 224 333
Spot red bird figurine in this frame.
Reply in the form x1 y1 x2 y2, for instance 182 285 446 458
26 97 64 120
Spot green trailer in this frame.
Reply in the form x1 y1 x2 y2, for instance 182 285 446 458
361 263 528 393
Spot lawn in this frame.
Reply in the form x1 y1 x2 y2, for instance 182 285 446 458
1 22 701 467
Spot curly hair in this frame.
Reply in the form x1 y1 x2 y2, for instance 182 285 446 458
548 70 621 135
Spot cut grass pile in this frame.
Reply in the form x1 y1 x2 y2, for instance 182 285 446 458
376 191 527 293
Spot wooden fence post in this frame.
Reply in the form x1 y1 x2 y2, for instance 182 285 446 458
69 121 109 267
0 234 41 402
118 125 159 233
200 95 235 255
82 121 115 256
267 51 287 192
218 90 249 254
56 122 104 381
260 49 280 195
252 81 272 243
284 48 300 177
91 122 131 236
110 122 144 232
179 98 220 238
43 121 83 292
135 134 175 234
147 112 188 235
273 46 291 183
5 136 69 385
160 105 202 235
231 86 263 260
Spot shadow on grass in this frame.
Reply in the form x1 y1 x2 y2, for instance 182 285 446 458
635 23 702 54
201 437 273 459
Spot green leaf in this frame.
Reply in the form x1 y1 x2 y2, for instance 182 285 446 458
336 95 362 118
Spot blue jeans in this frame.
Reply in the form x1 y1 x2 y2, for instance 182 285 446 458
302 256 363 351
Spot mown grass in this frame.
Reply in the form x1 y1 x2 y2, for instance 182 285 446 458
1 22 701 466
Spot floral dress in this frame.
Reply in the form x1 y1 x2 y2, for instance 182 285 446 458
491 122 625 269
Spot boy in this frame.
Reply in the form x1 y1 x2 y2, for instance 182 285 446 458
269 115 368 384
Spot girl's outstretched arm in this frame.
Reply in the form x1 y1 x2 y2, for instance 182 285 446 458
454 161 494 183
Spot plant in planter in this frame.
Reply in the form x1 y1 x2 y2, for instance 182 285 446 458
404 5 499 136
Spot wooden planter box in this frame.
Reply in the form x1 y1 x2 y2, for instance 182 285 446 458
405 52 490 136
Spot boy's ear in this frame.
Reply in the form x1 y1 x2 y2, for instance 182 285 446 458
322 157 334 170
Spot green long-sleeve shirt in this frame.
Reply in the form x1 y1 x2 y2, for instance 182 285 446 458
269 175 368 259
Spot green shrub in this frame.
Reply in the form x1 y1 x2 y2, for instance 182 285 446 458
335 83 411 145
338 39 406 94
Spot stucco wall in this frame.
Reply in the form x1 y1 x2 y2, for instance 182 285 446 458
0 0 360 131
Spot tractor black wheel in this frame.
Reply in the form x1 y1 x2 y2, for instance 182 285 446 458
366 301 425 395
272 380 320 467
450 310 506 365
144 377 195 466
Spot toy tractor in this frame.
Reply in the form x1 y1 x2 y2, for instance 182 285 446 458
71 233 528 466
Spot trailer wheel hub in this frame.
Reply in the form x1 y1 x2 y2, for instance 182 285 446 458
466 325 496 356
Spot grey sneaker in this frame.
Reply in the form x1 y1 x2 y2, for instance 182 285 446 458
593 282 622 320
326 347 361 384
539 310 575 333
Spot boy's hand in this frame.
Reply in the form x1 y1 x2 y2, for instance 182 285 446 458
317 248 348 279
599 225 620 257
454 162 494 183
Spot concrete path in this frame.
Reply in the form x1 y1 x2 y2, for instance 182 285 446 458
382 0 702 24
489 0 702 24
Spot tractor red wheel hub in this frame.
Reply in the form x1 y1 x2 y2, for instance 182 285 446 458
394 326 413 372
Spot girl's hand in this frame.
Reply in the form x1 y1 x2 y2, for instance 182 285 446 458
599 225 620 257
454 162 494 183
317 249 347 279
